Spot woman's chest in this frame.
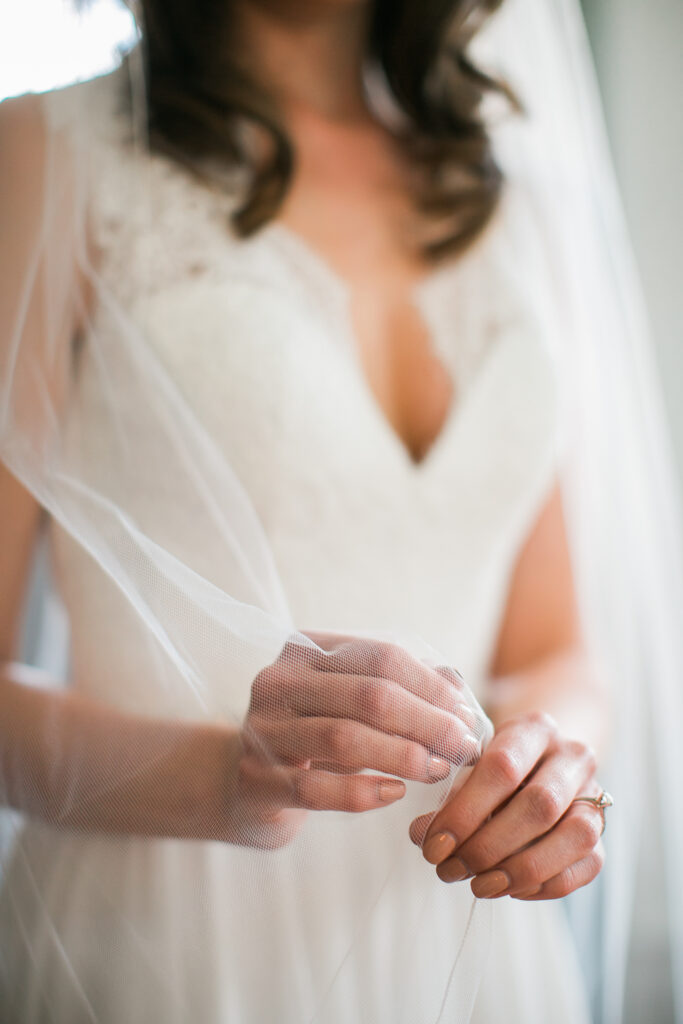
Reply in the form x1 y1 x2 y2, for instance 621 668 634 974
77 134 564 670
80 254 558 661
269 134 456 465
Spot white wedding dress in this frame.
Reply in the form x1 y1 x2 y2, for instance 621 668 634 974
0 70 592 1023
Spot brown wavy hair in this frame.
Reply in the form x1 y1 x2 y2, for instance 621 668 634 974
137 0 517 258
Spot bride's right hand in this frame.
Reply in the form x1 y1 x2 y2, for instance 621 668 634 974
228 636 480 847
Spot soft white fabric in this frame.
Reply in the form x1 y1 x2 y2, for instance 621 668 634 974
0 70 591 1023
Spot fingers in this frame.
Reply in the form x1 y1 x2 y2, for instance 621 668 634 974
408 709 605 902
515 846 605 901
351 643 468 712
418 713 557 860
305 639 469 716
431 739 596 876
484 801 605 899
238 756 406 813
260 671 478 764
251 641 484 767
434 665 466 689
409 767 474 845
246 716 451 784
437 799 604 892
329 675 477 763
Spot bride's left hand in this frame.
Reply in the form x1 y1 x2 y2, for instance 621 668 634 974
409 711 605 900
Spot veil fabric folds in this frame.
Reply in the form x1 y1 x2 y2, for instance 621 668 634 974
1 1 682 1022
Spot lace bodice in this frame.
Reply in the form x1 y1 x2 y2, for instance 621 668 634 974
42 67 563 710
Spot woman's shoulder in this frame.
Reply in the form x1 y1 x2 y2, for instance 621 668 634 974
21 70 254 307
40 63 130 142
0 64 129 154
0 86 86 429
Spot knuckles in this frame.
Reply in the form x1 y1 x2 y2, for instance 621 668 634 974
371 642 407 682
561 738 598 776
507 709 557 735
552 873 577 900
569 809 603 850
249 666 281 712
523 782 565 827
485 746 525 788
291 770 313 809
344 785 374 814
532 710 558 734
589 844 606 877
357 677 391 721
322 720 355 760
510 852 545 891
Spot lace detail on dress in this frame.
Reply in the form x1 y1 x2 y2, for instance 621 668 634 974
42 67 252 307
41 65 560 428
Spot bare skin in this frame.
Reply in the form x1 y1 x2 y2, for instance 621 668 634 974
0 0 609 901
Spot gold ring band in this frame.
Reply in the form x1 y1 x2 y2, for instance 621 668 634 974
572 790 614 836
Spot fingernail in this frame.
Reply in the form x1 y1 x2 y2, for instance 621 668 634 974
433 730 478 764
471 871 510 899
426 756 450 782
452 703 478 730
455 734 481 767
446 667 465 688
422 830 457 864
437 856 470 882
379 780 406 803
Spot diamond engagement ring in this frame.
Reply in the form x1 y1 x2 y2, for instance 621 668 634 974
572 790 614 836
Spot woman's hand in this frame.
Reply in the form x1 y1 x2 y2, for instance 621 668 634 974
229 636 482 847
409 711 605 900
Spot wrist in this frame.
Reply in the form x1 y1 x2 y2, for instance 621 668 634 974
483 649 610 761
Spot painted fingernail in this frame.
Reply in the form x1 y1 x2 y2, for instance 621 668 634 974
426 756 450 782
457 734 481 767
436 856 470 882
450 668 465 687
422 830 458 864
379 780 406 803
452 703 478 730
471 871 510 899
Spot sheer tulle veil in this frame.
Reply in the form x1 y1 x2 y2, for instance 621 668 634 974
1 0 682 1021
477 4 683 1020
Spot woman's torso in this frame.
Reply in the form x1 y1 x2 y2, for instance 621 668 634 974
44 67 563 713
0 67 590 1024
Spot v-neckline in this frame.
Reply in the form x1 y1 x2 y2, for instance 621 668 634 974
260 220 460 310
257 221 466 471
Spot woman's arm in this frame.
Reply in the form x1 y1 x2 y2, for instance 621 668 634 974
0 659 244 842
0 468 456 844
0 95 243 845
485 481 610 757
1 95 474 848
0 477 240 840
412 479 609 900
0 467 457 844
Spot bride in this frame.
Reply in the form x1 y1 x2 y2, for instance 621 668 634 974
0 0 621 1021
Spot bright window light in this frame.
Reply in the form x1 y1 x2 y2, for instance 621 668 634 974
0 0 137 100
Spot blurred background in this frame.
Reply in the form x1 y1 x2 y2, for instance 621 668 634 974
1 2 681 1022
582 0 683 488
